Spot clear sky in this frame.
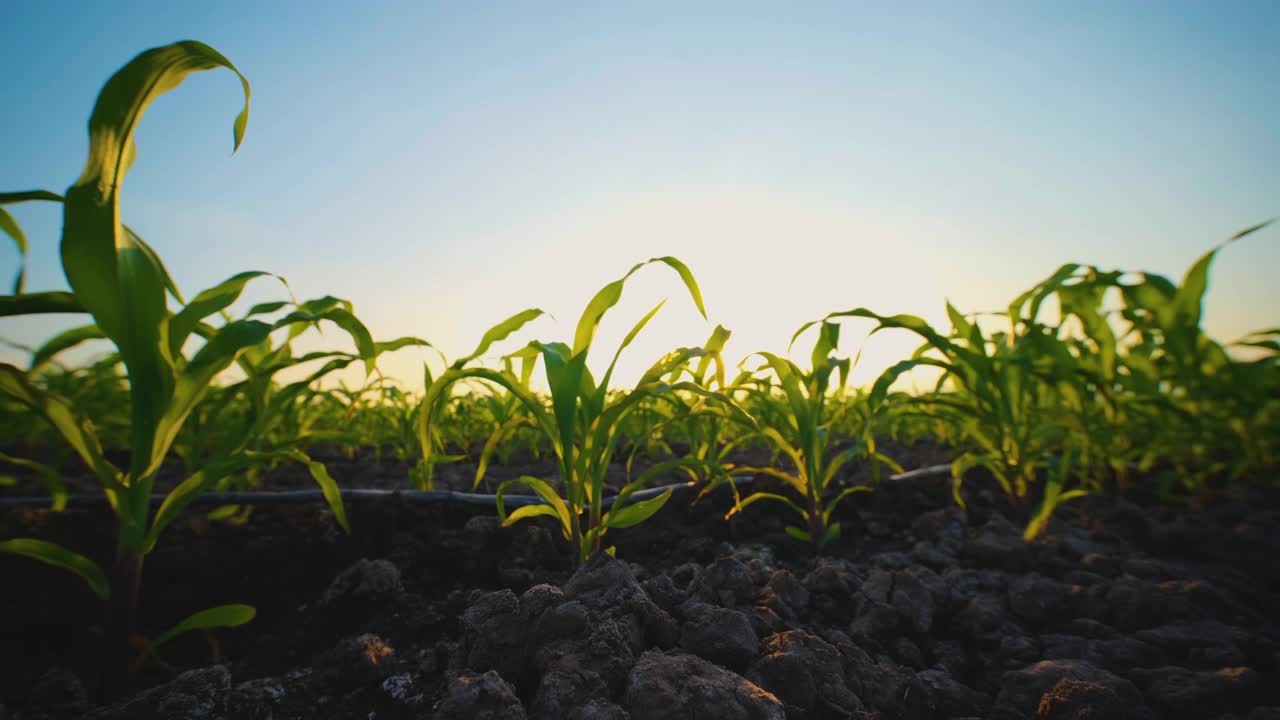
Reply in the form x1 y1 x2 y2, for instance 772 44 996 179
3 2 1277 389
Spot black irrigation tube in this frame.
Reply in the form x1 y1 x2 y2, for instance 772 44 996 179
0 464 956 511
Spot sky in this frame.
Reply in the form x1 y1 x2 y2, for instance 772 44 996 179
3 1 1277 391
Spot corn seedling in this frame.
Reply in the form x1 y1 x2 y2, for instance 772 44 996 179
418 259 751 564
727 319 899 551
0 41 383 695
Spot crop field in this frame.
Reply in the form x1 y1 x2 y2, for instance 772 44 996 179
2 42 1278 720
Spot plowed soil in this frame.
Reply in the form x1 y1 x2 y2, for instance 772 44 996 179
1 442 1277 719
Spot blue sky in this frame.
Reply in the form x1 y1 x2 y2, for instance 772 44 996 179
3 2 1277 387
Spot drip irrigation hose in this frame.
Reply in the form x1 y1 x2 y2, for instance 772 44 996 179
0 464 956 511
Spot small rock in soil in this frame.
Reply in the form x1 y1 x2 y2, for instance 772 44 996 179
678 602 759 671
1008 572 1075 626
760 569 809 621
965 513 1031 571
746 630 863 719
225 678 282 720
564 555 678 650
28 666 88 717
992 660 1151 720
802 557 858 597
320 557 403 606
952 593 1006 639
1034 678 1127 720
1130 665 1259 719
892 567 937 633
459 590 527 679
641 573 686 613
312 633 398 690
519 583 566 620
891 637 925 670
850 599 898 642
1080 553 1122 577
692 556 757 607
1134 621 1248 668
85 665 230 720
914 668 990 717
1051 526 1096 560
932 639 972 679
530 667 613 719
530 617 635 714
434 670 526 720
625 650 784 720
912 507 967 556
945 566 1012 602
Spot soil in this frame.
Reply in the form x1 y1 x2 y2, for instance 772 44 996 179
1 440 1278 719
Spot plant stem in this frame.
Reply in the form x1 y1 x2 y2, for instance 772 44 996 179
100 550 143 701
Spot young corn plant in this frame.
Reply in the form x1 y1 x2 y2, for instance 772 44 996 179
1105 221 1277 491
0 41 369 694
843 302 1076 513
418 259 751 565
636 325 765 502
728 319 899 551
412 308 547 489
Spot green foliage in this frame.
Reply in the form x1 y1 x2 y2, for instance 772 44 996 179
726 320 898 551
0 41 378 686
418 258 751 564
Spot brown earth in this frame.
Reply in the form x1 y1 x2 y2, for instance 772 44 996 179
1 441 1278 719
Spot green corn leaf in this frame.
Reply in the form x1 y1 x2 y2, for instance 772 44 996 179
0 291 86 317
289 450 349 533
278 307 378 373
725 491 807 521
599 298 667 401
0 190 66 296
1008 263 1081 330
122 225 185 305
0 538 109 600
502 503 569 532
0 208 27 294
821 485 872 524
0 191 62 295
612 457 706 508
61 42 249 477
144 452 280 552
0 364 119 488
246 300 290 317
418 366 559 472
0 452 67 511
0 190 65 204
537 342 588 483
29 324 106 372
818 445 861 493
374 336 434 355
747 352 811 436
810 321 840 380
150 603 255 649
147 319 276 477
474 415 536 490
453 308 546 369
605 488 673 529
496 476 572 536
869 357 953 409
572 256 706 357
784 526 812 542
818 523 842 547
168 271 277 357
692 324 732 387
